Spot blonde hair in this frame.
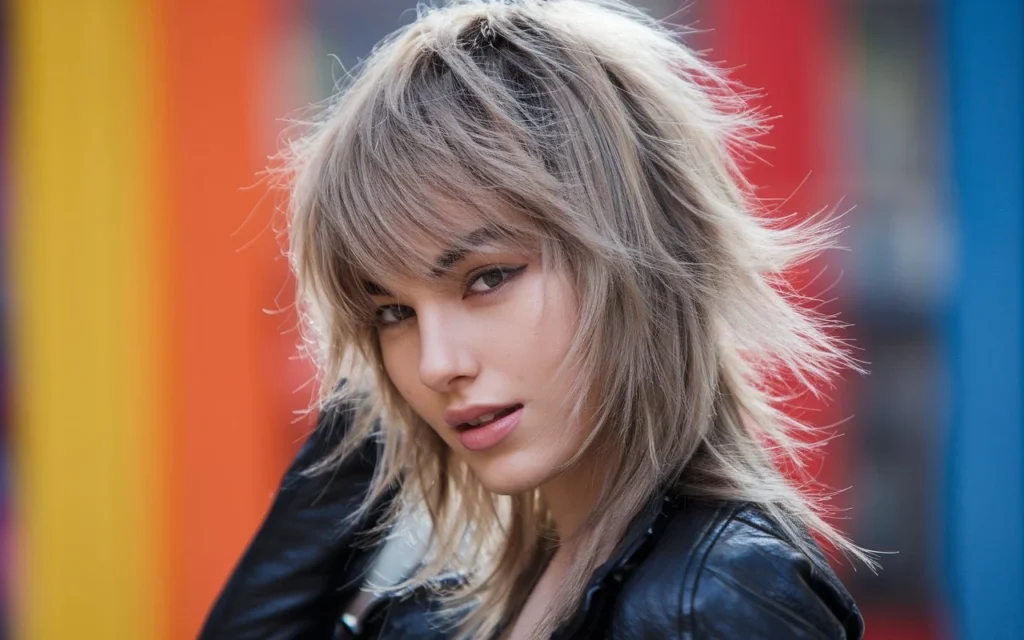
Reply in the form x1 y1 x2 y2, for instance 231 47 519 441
284 0 874 637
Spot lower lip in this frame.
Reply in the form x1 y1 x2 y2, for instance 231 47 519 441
458 406 523 452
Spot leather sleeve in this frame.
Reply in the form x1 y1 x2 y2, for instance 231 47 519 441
198 402 392 640
688 517 865 640
608 505 864 640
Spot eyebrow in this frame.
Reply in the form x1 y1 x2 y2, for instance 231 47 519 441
429 227 497 277
362 226 499 297
363 280 391 296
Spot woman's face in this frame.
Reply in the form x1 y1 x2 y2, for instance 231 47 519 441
369 228 593 495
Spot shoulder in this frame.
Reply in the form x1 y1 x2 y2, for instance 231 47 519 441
611 500 864 640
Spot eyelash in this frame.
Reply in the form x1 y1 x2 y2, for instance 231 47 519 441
373 265 527 328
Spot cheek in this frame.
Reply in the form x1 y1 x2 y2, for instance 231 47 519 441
531 273 580 376
379 334 421 405
537 274 592 431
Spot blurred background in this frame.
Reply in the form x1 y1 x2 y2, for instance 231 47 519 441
2 0 1020 638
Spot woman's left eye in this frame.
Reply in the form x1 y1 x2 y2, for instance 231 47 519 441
466 265 527 295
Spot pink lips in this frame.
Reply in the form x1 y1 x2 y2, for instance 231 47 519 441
457 405 523 452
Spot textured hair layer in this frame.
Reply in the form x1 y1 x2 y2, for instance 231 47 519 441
284 1 873 637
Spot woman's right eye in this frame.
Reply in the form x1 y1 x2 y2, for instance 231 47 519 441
375 304 415 327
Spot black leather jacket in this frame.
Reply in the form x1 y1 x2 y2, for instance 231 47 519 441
200 407 864 639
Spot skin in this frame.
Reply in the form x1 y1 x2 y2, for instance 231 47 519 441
369 228 612 639
369 231 603 541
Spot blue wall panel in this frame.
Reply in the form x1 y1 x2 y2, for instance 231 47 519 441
944 0 1023 637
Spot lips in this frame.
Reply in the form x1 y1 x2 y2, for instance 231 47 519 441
456 405 524 452
444 402 524 430
457 404 522 430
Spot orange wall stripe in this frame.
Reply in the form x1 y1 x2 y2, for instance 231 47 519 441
156 0 296 636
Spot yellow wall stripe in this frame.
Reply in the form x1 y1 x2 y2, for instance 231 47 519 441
10 0 164 637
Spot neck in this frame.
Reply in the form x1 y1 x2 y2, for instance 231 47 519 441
539 453 605 545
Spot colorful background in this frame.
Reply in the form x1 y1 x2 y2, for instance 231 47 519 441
3 0 1021 638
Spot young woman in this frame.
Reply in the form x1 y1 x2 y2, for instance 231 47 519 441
201 1 872 638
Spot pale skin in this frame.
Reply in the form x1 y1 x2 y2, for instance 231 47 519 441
369 229 606 638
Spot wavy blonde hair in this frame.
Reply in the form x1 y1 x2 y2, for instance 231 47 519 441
284 0 873 637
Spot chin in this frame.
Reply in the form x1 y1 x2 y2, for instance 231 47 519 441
476 475 537 496
468 452 557 496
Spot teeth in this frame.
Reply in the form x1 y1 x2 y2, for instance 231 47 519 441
460 403 520 430
467 413 494 427
464 406 520 428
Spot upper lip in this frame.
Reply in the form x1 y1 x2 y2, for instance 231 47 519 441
444 403 521 429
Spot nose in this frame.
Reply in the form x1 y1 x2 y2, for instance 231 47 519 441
416 308 477 393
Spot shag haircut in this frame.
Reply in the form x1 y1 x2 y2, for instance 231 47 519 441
285 0 873 637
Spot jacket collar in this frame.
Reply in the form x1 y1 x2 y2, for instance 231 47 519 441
550 487 680 638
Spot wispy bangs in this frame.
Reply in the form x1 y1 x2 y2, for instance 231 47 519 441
308 38 569 330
